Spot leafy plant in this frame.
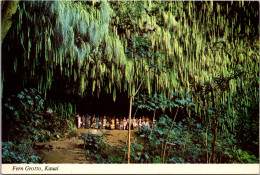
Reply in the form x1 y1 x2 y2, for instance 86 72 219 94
3 88 47 143
134 91 197 162
2 141 43 163
3 88 78 143
108 155 123 163
79 132 105 153
79 132 111 163
133 115 206 163
232 149 258 163
43 110 77 140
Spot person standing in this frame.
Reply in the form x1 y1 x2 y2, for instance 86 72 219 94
145 116 149 123
139 117 142 127
120 118 123 130
133 117 137 129
116 118 119 130
127 117 130 130
136 118 139 128
110 117 115 130
92 115 96 129
142 116 145 127
130 117 134 129
123 117 127 130
145 119 150 128
88 115 92 129
77 114 81 129
103 116 107 129
106 117 110 129
82 115 86 129
99 116 102 129
96 115 100 129
86 114 89 129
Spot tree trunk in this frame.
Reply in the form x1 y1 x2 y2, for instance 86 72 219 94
206 125 208 163
133 106 139 118
1 1 19 44
162 108 178 163
126 78 144 163
182 135 188 159
182 108 191 159
150 109 156 134
127 95 133 164
211 117 219 163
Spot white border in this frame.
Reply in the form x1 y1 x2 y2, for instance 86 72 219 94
1 164 260 174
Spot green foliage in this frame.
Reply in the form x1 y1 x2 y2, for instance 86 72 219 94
79 131 125 163
2 88 79 163
153 156 162 163
3 88 48 142
232 149 258 163
43 110 77 140
231 76 259 156
131 90 258 163
130 115 206 163
79 132 105 153
47 101 76 120
3 88 78 143
2 141 43 163
2 1 259 130
3 1 128 97
79 132 111 163
125 37 166 71
3 1 259 107
124 36 168 96
1 1 259 164
108 155 123 163
134 91 196 111
133 115 258 163
131 92 205 163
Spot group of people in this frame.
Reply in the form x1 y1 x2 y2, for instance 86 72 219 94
76 114 156 130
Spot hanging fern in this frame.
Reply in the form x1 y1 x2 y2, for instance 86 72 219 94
2 1 259 132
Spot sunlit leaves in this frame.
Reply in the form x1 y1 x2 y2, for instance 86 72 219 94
2 1 258 131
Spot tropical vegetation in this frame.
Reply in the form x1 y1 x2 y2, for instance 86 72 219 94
1 0 259 164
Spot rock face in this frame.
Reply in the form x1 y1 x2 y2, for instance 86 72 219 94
1 1 19 43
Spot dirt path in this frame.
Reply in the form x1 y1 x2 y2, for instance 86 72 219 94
35 129 133 163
